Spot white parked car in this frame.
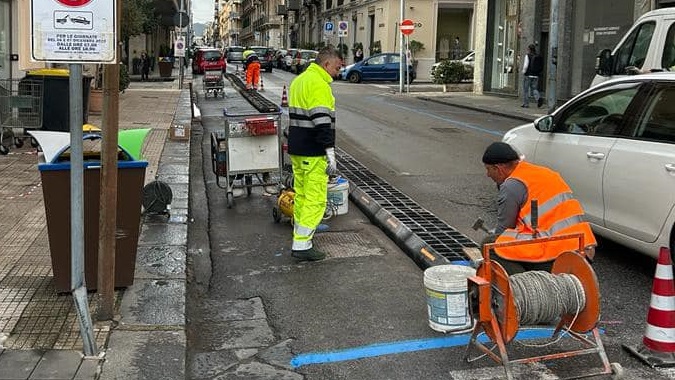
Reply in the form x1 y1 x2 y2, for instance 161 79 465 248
502 73 675 259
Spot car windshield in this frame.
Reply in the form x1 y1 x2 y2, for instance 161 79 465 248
229 47 244 52
301 51 317 59
203 51 222 60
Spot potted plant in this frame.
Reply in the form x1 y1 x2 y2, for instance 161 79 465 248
432 60 467 92
408 39 425 71
89 63 131 114
157 44 173 78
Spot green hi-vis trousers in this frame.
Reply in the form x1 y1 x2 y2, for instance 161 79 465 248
290 154 328 251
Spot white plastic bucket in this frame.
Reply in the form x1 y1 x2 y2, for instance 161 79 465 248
327 177 349 215
423 264 476 333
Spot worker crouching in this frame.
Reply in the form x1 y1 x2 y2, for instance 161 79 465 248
481 142 597 275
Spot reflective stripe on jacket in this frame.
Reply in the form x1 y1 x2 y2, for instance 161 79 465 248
495 161 597 262
287 62 336 156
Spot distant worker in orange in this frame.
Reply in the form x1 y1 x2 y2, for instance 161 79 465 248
481 142 597 275
243 49 260 90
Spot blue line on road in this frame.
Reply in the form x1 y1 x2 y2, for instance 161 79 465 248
291 327 560 368
371 95 506 137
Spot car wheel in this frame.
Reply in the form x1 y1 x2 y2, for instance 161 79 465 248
348 72 361 83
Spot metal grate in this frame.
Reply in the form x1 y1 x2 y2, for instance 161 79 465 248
336 148 478 264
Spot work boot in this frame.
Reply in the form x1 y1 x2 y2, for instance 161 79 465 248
291 247 326 261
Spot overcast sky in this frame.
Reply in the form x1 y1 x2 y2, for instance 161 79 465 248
192 0 213 24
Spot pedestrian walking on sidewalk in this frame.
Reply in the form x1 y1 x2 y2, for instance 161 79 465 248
521 44 544 108
140 51 150 81
287 46 343 261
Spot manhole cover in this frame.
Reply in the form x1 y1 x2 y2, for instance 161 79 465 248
313 232 384 258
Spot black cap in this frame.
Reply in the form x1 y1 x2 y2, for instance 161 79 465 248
482 142 520 164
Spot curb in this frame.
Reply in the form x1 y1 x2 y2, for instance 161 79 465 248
416 95 538 123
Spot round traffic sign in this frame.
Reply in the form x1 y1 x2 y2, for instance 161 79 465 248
400 19 415 35
338 21 348 31
55 0 93 6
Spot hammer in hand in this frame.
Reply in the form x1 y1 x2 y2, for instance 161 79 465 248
472 218 491 234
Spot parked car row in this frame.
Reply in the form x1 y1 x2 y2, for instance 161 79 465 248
277 48 319 74
339 53 416 84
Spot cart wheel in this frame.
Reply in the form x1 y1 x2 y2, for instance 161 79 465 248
0 144 8 155
610 363 624 379
227 192 234 208
272 206 281 223
245 176 253 196
30 137 39 148
14 138 23 148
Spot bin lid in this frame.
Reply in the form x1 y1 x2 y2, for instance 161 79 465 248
28 130 142 165
26 68 70 77
119 128 151 160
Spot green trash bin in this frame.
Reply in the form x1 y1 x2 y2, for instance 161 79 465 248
23 69 92 132
33 132 148 292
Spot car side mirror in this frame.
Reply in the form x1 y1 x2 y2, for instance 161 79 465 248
534 115 554 132
595 49 613 76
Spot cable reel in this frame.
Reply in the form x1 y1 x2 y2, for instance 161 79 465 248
142 180 173 215
464 233 624 379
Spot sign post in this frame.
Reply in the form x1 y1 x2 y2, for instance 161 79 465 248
400 19 414 94
29 0 117 356
338 21 348 53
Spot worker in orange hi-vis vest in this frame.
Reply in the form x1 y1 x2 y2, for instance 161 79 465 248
243 49 260 90
480 142 597 275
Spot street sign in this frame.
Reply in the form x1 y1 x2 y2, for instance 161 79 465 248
173 11 189 28
30 0 116 63
324 21 334 35
174 36 186 57
400 19 415 35
338 21 348 37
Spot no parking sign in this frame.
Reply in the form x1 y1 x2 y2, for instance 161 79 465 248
338 21 348 37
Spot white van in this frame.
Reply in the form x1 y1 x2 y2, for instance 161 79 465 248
592 8 675 87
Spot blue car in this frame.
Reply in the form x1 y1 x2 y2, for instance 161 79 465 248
340 53 415 83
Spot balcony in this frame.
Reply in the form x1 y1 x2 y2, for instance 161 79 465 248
230 11 240 19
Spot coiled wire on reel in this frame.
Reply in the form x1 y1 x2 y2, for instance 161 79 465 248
510 271 586 326
142 180 173 214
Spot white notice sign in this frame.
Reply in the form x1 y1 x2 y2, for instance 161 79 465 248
30 0 117 63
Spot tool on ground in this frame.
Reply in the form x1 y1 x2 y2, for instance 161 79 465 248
464 233 624 379
272 175 348 223
471 218 490 234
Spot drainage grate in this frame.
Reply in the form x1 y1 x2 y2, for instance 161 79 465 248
336 148 478 265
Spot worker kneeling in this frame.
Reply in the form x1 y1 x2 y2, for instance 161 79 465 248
481 142 596 275
243 49 260 90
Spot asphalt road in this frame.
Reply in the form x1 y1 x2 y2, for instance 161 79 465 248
186 68 675 380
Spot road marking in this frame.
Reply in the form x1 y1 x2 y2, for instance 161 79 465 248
373 95 505 137
290 327 560 368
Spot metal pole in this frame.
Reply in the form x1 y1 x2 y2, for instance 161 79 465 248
399 0 404 93
405 36 410 94
547 0 558 113
179 0 185 89
97 0 121 321
69 63 97 356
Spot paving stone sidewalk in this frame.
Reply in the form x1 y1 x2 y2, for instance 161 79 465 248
0 69 188 380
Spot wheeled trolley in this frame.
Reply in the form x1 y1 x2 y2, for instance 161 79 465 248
0 78 43 155
211 110 283 208
203 70 224 98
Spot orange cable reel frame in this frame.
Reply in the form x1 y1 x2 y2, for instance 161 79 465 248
471 232 600 345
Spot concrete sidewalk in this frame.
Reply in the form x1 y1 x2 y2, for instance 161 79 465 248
0 68 190 380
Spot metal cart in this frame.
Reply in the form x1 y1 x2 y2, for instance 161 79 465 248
202 70 224 99
211 110 283 208
0 78 43 155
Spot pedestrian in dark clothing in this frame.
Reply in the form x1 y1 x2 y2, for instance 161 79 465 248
354 48 363 63
140 52 150 81
521 44 544 108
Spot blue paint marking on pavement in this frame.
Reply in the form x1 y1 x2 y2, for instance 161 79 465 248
371 95 505 137
290 327 561 368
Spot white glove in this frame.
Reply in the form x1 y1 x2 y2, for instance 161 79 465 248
325 147 337 176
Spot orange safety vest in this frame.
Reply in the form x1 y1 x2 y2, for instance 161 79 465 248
495 161 596 262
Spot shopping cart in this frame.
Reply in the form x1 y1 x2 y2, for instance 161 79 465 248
203 70 224 99
211 110 283 208
0 78 43 155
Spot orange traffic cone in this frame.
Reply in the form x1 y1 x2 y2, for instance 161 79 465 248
624 247 675 367
281 85 289 107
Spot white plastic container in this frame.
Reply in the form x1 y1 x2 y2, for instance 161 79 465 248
423 264 476 333
327 176 349 215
